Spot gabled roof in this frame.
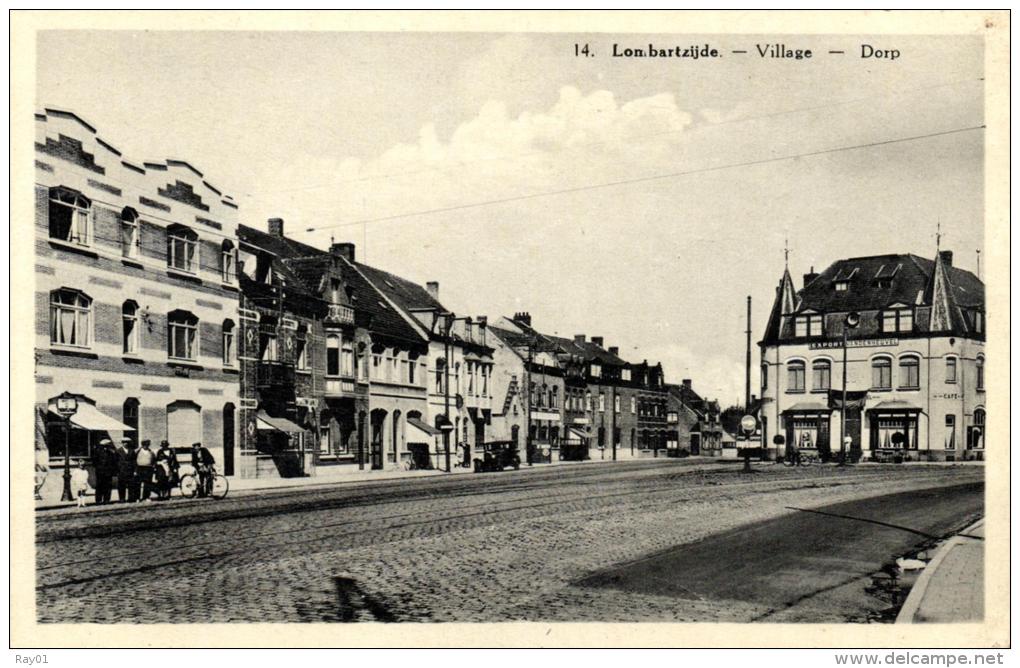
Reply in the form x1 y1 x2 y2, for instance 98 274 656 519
355 263 445 312
762 251 984 345
236 225 426 345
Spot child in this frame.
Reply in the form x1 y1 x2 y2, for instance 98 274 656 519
70 459 90 508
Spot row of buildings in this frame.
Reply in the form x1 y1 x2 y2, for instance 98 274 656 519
33 109 723 481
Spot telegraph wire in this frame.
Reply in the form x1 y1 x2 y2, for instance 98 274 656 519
300 124 986 234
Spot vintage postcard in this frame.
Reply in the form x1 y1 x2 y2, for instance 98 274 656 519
9 9 1010 650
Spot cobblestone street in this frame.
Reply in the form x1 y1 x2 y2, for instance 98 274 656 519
35 460 984 623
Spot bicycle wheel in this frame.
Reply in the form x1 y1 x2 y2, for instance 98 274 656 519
179 473 199 498
210 474 229 500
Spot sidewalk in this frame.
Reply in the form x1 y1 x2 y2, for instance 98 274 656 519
896 518 984 623
35 455 674 512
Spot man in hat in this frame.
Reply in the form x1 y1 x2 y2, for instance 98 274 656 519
91 438 117 505
115 437 136 503
135 439 156 502
190 442 215 497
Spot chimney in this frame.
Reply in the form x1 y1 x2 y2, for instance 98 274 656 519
330 242 355 263
803 266 819 287
476 315 487 328
682 378 692 389
513 312 532 327
573 334 585 344
940 250 953 267
267 217 284 237
591 336 604 347
608 346 619 356
426 281 439 301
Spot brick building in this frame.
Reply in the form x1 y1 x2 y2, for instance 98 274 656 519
665 380 723 456
759 251 985 461
236 222 433 477
34 109 241 485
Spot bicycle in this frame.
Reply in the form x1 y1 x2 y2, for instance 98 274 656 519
179 466 229 500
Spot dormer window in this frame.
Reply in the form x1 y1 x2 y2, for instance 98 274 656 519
972 311 984 334
873 264 900 290
834 281 850 292
794 313 823 337
590 364 602 378
875 278 893 289
882 306 913 333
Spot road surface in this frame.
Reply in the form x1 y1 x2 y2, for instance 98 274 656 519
35 459 983 623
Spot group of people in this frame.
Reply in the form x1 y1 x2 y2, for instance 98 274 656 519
70 439 216 507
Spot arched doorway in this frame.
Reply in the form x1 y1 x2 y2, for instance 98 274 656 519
370 409 386 470
391 409 402 467
223 403 235 476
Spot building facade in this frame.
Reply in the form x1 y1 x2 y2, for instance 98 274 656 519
758 252 986 462
34 109 240 486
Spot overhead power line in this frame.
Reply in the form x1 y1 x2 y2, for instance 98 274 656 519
246 76 981 201
301 124 985 234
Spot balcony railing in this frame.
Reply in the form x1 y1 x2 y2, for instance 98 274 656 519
256 361 295 388
324 377 356 396
325 303 355 325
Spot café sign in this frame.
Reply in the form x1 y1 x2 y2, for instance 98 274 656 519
809 338 898 350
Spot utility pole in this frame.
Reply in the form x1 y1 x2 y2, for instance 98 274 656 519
745 296 752 412
443 323 451 473
524 336 534 466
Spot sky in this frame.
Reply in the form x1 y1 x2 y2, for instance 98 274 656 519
37 31 985 406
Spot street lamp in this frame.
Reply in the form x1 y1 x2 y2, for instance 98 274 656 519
54 391 78 502
840 312 861 466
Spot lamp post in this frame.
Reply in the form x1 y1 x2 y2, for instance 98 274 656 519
55 392 78 502
840 312 861 465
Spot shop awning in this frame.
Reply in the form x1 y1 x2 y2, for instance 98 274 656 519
785 401 833 413
568 427 589 440
531 410 560 421
256 411 305 433
48 402 135 431
407 416 442 440
869 400 922 413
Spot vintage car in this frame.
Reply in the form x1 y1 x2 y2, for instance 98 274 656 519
473 441 521 473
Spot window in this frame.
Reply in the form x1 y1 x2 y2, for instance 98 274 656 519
49 289 92 348
786 360 805 392
882 307 913 333
167 225 198 273
326 335 340 376
408 358 416 385
120 207 139 258
945 357 957 384
795 314 823 337
970 408 985 449
342 340 354 376
945 414 956 450
834 281 849 292
434 361 444 393
591 364 602 378
122 301 139 355
585 392 591 411
631 397 637 414
48 187 91 246
467 362 474 394
259 328 278 362
481 365 488 396
973 311 984 334
221 241 236 284
761 363 769 390
812 360 831 391
976 355 985 391
899 356 920 389
614 395 621 413
622 368 631 381
872 357 892 390
294 329 307 371
167 311 198 361
598 394 606 412
373 353 383 380
222 320 235 366
319 425 331 454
